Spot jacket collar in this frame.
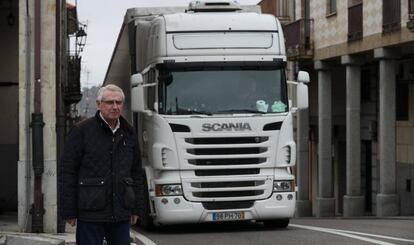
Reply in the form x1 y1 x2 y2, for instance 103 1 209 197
94 110 133 133
99 112 120 133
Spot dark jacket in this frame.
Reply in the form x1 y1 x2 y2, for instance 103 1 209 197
59 111 143 222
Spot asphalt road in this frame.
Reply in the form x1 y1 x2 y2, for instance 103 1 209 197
132 218 414 245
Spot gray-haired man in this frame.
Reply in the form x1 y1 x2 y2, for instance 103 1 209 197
59 84 143 245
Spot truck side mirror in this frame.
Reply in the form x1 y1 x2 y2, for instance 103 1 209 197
131 74 146 113
297 71 309 109
297 71 310 84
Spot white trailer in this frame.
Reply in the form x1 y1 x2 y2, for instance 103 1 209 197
104 1 309 229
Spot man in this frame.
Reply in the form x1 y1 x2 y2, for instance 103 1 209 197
59 84 143 245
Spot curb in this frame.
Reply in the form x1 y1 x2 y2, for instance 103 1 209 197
5 234 64 245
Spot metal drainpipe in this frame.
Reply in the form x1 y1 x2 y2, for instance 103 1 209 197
30 0 45 233
55 0 66 233
23 0 32 232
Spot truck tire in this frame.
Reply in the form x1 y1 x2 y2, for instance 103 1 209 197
139 178 155 231
263 218 290 229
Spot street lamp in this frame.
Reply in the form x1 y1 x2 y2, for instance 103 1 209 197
75 25 87 55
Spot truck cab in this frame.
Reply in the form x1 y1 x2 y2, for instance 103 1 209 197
109 1 309 229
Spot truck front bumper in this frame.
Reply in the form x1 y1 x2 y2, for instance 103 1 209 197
151 192 296 225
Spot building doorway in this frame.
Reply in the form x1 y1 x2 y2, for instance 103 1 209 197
0 0 19 226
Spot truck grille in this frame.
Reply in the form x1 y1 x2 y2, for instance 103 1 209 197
194 169 259 176
193 190 264 198
191 181 265 188
184 178 272 202
187 147 267 155
188 158 266 166
180 134 274 201
185 137 268 144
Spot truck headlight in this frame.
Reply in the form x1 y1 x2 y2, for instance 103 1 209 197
273 180 294 192
155 184 183 196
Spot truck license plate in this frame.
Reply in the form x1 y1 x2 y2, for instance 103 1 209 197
212 211 245 221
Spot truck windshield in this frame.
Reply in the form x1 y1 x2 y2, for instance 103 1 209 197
158 63 288 115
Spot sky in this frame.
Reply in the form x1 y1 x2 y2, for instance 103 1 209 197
74 0 261 88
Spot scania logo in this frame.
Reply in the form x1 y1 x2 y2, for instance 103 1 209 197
202 122 252 132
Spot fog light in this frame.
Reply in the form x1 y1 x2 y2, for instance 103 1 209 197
174 198 181 204
287 194 293 200
276 194 283 201
161 198 168 204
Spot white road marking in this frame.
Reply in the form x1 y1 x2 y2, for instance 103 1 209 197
329 228 414 243
129 224 414 245
290 224 400 245
130 229 158 245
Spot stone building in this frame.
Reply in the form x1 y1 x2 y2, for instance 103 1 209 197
0 0 84 233
261 0 414 217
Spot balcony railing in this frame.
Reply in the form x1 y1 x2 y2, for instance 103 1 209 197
65 55 82 104
283 18 314 60
383 0 401 33
348 3 363 41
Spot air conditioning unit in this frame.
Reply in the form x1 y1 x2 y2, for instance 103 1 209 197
188 1 241 12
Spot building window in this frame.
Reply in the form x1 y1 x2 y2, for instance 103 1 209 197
408 0 414 30
275 0 290 18
348 2 363 41
396 80 409 121
260 0 294 23
327 0 337 15
383 0 401 33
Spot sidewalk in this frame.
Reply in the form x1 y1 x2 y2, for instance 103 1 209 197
0 216 142 245
0 218 76 245
1 229 142 245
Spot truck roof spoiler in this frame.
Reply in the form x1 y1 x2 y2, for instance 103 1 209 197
187 1 242 12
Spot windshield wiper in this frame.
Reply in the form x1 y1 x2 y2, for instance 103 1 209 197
216 109 266 114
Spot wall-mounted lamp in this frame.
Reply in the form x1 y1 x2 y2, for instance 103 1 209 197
75 26 87 54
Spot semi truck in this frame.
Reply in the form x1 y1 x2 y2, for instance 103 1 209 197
104 1 309 229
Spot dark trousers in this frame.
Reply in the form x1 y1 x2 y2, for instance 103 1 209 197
76 220 131 245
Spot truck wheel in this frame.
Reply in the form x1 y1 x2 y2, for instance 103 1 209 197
263 218 290 229
139 178 155 231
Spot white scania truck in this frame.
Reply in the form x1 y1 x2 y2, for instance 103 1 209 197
104 1 309 229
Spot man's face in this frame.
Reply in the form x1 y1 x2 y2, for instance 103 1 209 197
96 90 124 123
